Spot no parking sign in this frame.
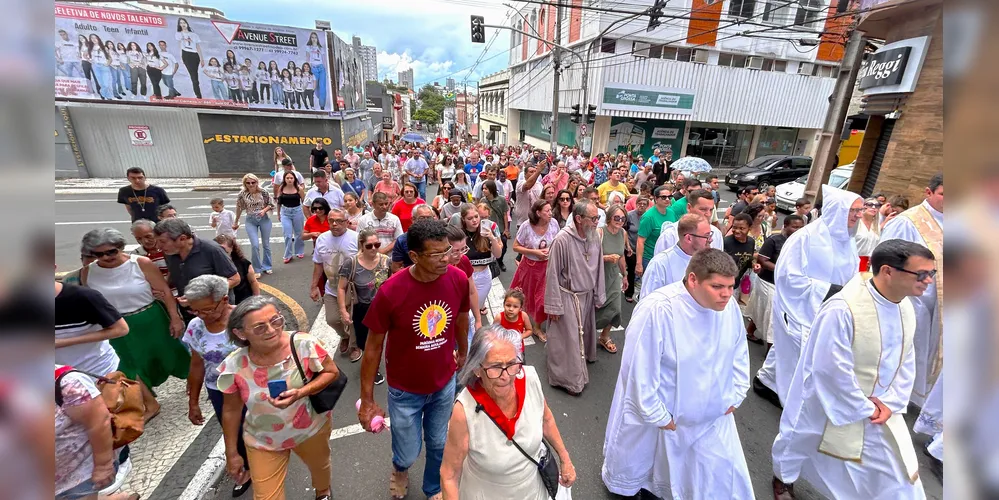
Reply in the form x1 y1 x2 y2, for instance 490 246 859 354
129 125 153 147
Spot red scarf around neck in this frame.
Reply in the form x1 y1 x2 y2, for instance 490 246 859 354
467 375 526 440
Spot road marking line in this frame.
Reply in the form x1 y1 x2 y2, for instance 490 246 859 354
55 197 222 203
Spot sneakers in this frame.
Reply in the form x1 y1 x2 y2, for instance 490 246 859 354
99 457 131 495
389 469 409 499
374 371 385 385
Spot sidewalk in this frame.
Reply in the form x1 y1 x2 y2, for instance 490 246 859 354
55 177 253 195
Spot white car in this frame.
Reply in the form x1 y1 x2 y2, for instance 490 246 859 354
774 164 854 212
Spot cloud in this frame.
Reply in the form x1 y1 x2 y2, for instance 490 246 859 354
206 0 512 87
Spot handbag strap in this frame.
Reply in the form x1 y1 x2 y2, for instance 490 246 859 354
288 331 312 383
473 399 541 468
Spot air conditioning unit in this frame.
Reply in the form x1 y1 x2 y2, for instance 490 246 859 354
692 49 710 64
633 41 650 58
797 62 814 75
745 56 764 70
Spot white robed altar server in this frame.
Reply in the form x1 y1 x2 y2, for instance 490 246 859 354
640 214 713 300
880 173 943 408
652 189 723 256
771 239 935 500
755 185 862 404
603 249 753 500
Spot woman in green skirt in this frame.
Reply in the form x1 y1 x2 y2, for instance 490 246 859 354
595 204 629 355
81 228 189 422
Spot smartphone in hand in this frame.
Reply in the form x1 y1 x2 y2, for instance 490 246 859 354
268 379 288 399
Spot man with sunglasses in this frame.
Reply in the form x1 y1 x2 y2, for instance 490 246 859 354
636 186 675 277
359 220 470 500
754 185 862 407
771 239 935 500
653 189 724 255
311 208 360 361
640 214 713 300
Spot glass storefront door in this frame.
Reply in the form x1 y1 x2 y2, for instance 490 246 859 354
685 123 753 167
757 127 799 157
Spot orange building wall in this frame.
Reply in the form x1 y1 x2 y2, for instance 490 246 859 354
685 0 723 46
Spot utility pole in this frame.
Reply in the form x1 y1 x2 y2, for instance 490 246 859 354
549 0 564 153
463 82 469 142
803 29 865 203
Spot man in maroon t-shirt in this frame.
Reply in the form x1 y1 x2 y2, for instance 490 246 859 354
360 220 470 499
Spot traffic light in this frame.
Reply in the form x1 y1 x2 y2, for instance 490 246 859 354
586 104 597 123
569 104 581 123
647 0 666 32
470 15 485 43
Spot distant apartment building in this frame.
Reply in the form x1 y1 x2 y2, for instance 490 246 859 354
398 68 414 91
352 36 378 82
446 78 456 91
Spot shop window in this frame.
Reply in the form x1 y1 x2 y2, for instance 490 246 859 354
728 0 756 18
600 37 617 54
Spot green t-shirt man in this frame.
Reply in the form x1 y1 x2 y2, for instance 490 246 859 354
638 205 672 264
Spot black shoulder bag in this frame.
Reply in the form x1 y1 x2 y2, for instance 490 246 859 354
475 401 561 499
289 332 348 414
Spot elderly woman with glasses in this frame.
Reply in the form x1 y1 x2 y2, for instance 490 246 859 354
441 325 575 499
181 275 252 497
217 296 342 500
595 204 628 355
79 228 189 422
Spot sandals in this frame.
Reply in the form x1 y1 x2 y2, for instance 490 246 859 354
746 333 764 345
534 330 547 343
349 347 363 363
479 306 489 316
338 339 350 356
599 337 618 354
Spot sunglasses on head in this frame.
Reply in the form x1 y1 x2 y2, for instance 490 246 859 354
364 241 382 250
89 248 120 258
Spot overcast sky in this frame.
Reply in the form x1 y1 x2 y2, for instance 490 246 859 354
206 0 513 87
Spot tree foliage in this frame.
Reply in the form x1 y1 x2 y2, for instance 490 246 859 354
413 108 440 124
418 84 447 121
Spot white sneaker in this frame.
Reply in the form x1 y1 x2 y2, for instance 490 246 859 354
99 456 131 495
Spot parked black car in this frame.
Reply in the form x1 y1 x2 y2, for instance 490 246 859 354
724 155 813 191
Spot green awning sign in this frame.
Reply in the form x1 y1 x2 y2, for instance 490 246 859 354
602 84 695 114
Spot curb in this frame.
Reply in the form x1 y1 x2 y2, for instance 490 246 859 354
178 435 227 500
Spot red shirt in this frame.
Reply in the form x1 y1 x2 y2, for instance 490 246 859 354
391 198 426 232
455 255 474 278
303 215 330 240
364 266 471 394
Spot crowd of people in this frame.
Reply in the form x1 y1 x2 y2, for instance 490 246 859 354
56 138 942 500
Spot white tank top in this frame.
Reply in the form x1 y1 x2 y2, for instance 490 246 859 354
87 254 155 314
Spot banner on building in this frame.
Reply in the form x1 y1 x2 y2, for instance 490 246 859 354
609 117 685 159
330 34 366 112
54 3 333 112
602 83 695 114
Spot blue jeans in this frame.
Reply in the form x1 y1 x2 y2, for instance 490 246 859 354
161 73 178 97
93 64 114 99
111 66 126 95
272 84 284 105
210 79 227 100
386 375 455 497
311 63 327 110
411 180 427 200
280 206 305 260
57 61 83 78
244 214 273 272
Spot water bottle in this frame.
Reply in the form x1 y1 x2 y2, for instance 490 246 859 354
356 399 386 433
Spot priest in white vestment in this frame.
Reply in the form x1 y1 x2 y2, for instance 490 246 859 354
754 185 862 405
603 248 753 500
640 214 713 300
653 190 723 255
771 239 936 500
880 173 943 408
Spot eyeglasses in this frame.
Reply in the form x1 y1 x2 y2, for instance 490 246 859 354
579 215 600 223
245 181 257 186
890 266 938 281
311 206 326 212
689 232 714 241
558 197 571 202
192 300 224 317
611 215 626 222
848 207 865 215
89 248 121 258
450 246 469 255
656 195 671 200
364 242 382 250
247 314 285 336
422 245 454 260
865 202 882 208
329 218 348 225
482 362 523 379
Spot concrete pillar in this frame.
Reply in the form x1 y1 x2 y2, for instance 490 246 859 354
589 115 612 154
747 125 761 159
679 119 692 157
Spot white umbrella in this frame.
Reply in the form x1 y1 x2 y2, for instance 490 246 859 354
670 156 712 173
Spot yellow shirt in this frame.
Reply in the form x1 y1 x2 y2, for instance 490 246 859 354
597 182 631 205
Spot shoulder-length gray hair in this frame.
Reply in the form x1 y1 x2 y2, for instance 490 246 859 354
81 228 127 255
457 324 524 387
184 275 229 303
226 295 280 347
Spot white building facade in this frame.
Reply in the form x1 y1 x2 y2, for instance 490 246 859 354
478 70 511 146
352 36 378 82
506 0 846 166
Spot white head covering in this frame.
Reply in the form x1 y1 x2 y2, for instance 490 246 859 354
819 185 862 242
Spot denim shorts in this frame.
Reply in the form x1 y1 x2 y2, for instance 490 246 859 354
57 460 119 499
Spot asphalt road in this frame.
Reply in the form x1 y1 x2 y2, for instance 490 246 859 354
54 185 940 500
